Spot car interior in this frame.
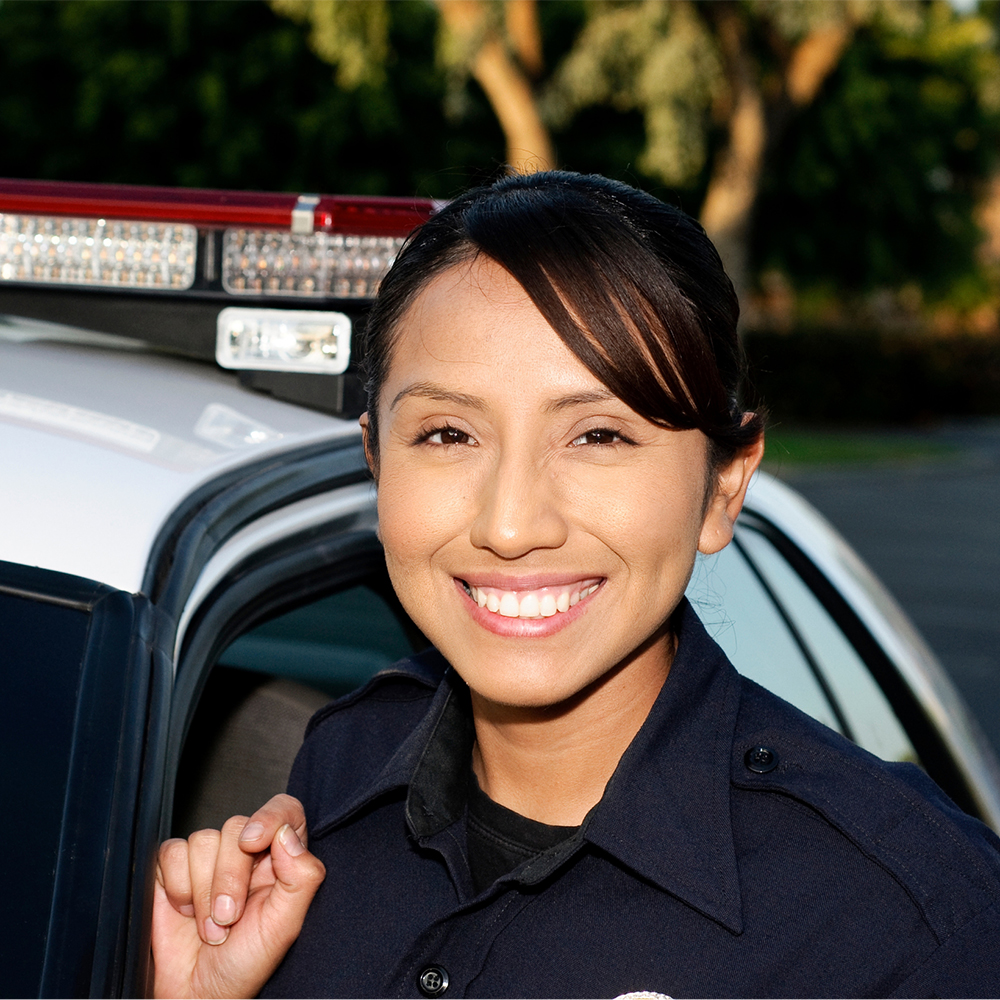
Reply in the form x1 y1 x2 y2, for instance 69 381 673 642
171 567 425 836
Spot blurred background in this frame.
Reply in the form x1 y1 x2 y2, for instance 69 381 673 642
1 0 998 750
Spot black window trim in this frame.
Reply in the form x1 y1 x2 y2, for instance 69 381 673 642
730 531 857 743
162 524 390 841
143 435 370 620
736 510 981 820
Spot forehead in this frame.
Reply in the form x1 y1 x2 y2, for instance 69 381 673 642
384 258 601 399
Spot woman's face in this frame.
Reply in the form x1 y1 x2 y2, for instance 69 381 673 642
367 257 760 710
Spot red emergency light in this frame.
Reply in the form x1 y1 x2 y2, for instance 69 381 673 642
0 178 435 234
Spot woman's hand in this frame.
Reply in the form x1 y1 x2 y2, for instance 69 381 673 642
152 794 326 999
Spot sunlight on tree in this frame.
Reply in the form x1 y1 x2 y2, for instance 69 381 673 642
270 0 389 89
260 0 1000 320
434 0 554 171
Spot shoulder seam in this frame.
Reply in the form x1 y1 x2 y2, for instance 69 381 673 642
304 666 439 735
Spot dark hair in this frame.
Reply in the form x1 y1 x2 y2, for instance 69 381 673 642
362 171 763 468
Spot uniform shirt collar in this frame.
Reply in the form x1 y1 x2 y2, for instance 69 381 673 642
318 600 745 934
583 601 744 932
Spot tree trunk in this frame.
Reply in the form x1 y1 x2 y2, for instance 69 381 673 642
436 0 555 173
699 3 765 315
701 7 853 320
504 0 544 78
786 22 853 106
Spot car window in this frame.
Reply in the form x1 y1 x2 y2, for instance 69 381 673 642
217 580 417 695
736 526 918 764
686 540 843 734
173 576 423 835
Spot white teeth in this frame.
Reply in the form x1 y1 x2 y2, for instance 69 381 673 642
498 593 520 617
466 580 601 619
519 593 541 618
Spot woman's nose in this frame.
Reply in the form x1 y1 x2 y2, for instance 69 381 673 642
469 454 568 558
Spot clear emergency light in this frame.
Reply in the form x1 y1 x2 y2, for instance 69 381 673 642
221 230 405 299
0 179 435 404
0 213 197 290
216 307 352 374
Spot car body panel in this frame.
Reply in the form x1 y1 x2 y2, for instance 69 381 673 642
0 320 355 591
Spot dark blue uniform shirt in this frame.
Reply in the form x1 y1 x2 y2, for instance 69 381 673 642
263 602 1000 998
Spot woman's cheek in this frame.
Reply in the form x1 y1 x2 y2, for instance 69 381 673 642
376 459 471 577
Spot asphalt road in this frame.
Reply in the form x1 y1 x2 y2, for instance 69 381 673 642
771 420 1000 759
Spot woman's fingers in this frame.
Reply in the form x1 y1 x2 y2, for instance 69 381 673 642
210 814 256 929
151 812 325 999
157 837 196 916
256 824 327 952
154 798 316 957
186 827 227 944
238 793 309 852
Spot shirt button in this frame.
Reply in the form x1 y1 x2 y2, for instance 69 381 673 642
745 745 778 773
418 966 450 997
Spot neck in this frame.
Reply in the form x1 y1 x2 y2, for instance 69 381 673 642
469 630 674 826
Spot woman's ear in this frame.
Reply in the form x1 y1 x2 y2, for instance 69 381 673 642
697 432 765 555
359 412 378 482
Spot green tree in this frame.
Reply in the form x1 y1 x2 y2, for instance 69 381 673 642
757 2 1000 308
275 0 983 310
0 0 504 197
3 0 998 325
271 0 556 171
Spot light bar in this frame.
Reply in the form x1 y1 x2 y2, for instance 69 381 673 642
221 229 405 299
216 307 352 374
0 212 196 290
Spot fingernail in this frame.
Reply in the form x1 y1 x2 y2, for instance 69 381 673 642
204 917 229 945
180 903 195 917
279 824 305 857
239 821 265 843
213 894 236 926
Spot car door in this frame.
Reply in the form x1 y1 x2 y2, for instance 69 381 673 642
0 561 167 999
2 430 375 997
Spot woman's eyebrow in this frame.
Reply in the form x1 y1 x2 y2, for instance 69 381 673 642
390 381 488 411
543 389 618 413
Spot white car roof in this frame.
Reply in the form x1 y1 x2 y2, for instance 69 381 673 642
0 318 357 593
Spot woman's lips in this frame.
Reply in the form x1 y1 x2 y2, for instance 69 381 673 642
454 576 604 636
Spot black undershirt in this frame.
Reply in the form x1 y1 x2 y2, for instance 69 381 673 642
466 769 578 894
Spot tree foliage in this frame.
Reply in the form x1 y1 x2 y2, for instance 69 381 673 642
0 0 504 196
1 0 998 325
542 0 721 186
757 1 1000 304
270 0 390 89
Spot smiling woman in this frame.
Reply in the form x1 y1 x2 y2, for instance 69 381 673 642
153 173 1000 1000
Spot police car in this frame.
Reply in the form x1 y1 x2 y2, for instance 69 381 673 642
3 180 999 998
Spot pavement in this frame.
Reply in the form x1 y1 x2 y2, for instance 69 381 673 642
770 419 1000 758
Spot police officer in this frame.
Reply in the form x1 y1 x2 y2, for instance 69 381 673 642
154 173 1000 999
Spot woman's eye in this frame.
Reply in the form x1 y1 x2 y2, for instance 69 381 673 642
424 426 472 446
571 428 624 446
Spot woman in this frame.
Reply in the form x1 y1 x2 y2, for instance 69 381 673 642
154 172 1000 999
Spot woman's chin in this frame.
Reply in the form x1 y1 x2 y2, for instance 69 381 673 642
454 653 607 713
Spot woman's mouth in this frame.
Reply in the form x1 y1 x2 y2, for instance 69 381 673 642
459 579 603 619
